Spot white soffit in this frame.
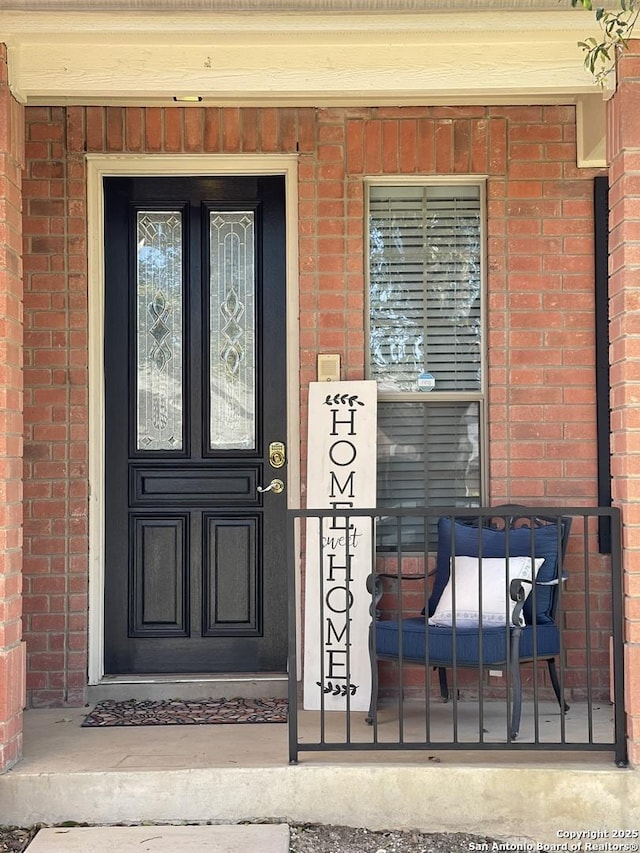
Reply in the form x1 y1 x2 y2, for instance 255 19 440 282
0 1 623 10
0 9 605 107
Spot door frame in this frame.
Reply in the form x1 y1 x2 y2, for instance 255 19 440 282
87 154 300 685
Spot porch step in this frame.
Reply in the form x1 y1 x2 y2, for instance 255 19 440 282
5 709 638 842
86 673 288 703
26 825 290 853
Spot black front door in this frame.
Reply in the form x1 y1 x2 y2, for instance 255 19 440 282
103 175 288 674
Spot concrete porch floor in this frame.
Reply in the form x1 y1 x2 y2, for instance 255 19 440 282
0 702 638 844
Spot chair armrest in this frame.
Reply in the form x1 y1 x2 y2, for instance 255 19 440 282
509 578 528 627
376 571 429 581
509 573 567 592
509 574 568 627
366 570 432 619
367 572 424 600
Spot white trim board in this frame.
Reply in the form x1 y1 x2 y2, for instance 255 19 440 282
3 10 604 107
86 153 300 685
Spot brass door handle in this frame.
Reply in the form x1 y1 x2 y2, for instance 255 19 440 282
257 478 285 494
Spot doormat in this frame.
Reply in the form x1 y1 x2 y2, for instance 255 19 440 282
81 697 288 727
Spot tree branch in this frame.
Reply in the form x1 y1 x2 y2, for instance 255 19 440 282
571 0 639 85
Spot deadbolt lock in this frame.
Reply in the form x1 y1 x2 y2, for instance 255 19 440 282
269 441 286 469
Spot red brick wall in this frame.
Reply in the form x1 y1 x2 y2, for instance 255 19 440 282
0 45 25 770
608 40 640 766
22 107 88 707
21 105 604 708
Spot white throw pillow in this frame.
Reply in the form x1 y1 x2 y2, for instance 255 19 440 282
429 555 545 628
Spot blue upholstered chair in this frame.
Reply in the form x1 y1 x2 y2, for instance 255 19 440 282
367 509 572 740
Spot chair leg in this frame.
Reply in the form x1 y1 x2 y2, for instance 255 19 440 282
365 683 377 724
510 662 522 741
366 626 378 725
547 659 570 713
437 666 449 702
509 627 523 741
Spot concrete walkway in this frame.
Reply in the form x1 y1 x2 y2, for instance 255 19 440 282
2 706 637 843
25 825 290 852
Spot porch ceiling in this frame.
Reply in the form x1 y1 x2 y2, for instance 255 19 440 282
0 1 624 10
1 7 607 108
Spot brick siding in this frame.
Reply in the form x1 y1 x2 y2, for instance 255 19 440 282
607 41 640 767
21 104 604 708
0 45 25 770
22 106 88 708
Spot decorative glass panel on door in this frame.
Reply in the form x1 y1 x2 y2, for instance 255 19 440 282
209 211 256 450
136 210 184 451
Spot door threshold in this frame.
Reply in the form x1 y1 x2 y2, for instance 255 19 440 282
87 673 288 703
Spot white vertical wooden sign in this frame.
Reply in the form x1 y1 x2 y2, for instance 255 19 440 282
303 380 377 712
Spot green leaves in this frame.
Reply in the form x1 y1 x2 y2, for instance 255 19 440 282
570 0 639 85
578 37 611 75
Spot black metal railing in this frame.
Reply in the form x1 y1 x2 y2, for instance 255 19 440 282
287 505 626 766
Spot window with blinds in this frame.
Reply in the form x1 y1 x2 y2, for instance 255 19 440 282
367 181 485 548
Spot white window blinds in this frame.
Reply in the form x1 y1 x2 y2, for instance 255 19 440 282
368 182 484 542
369 184 481 394
377 401 480 507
